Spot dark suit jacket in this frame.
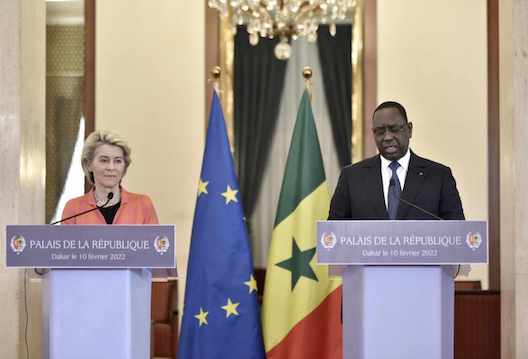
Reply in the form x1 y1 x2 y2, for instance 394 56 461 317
329 152 465 220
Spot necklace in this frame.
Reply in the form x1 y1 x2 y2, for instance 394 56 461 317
94 191 119 206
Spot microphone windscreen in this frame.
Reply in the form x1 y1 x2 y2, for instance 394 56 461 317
107 192 114 200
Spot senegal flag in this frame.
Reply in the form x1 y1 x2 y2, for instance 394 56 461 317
262 90 343 358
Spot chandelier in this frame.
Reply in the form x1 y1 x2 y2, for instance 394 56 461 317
208 0 356 60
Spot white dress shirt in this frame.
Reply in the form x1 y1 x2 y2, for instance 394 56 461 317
380 149 411 210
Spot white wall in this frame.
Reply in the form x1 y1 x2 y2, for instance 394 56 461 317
96 0 205 312
0 1 46 358
377 0 489 287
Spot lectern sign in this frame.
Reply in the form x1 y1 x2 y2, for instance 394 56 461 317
6 225 176 268
317 220 487 265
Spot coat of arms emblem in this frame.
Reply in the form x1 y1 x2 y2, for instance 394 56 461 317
153 235 170 255
321 232 337 249
466 232 482 251
10 235 26 255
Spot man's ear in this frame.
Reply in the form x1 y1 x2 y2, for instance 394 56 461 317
407 122 413 138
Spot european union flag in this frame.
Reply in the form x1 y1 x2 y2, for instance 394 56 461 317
177 92 265 359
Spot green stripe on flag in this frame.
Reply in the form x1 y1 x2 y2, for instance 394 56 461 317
274 90 326 227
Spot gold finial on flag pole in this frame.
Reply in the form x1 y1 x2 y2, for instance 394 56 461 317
211 66 221 80
210 66 222 94
303 66 313 101
303 66 313 80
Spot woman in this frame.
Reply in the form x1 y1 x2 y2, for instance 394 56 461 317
62 130 158 225
62 130 176 273
59 130 165 358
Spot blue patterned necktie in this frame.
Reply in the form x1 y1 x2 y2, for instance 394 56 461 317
388 161 401 220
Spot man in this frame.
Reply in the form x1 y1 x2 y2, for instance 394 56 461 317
329 101 464 220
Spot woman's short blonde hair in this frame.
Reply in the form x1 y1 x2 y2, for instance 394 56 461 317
81 130 132 184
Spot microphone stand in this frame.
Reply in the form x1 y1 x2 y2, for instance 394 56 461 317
35 192 114 276
50 192 114 225
392 183 461 278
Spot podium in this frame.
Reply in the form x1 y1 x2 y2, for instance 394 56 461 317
317 220 487 359
43 269 152 359
6 225 176 359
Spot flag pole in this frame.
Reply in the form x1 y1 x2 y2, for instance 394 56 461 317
302 66 313 101
177 64 265 358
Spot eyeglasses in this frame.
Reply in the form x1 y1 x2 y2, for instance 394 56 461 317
372 123 408 137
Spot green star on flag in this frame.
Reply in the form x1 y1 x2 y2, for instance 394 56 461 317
276 237 318 290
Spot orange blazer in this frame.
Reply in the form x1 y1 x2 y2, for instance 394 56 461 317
61 188 159 225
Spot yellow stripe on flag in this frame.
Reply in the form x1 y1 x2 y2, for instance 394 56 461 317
262 182 341 351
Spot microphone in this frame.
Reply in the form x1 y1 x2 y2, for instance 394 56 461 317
389 179 443 220
398 197 443 220
389 180 461 278
36 192 114 276
50 192 114 225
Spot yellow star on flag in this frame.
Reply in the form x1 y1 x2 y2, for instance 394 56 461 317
194 307 209 326
221 185 238 204
244 275 258 294
197 179 209 197
221 298 240 318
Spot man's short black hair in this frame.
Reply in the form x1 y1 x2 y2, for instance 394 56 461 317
373 101 408 123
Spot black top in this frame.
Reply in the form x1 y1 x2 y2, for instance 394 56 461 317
99 201 121 224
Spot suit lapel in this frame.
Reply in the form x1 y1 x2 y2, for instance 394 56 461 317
362 156 388 219
397 152 428 219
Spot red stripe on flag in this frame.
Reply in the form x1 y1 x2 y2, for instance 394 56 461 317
266 287 343 359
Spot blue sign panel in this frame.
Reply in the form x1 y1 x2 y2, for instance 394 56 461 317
317 220 487 265
6 225 176 268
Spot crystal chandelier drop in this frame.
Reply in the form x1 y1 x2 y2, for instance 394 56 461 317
208 0 356 60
